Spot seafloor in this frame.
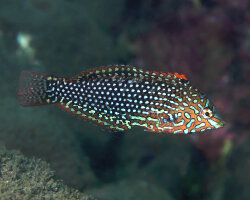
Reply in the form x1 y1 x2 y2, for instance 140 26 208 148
0 1 249 200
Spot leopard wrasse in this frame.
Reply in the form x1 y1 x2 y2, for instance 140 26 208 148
18 65 225 134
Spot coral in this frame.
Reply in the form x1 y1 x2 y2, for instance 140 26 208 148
0 146 96 200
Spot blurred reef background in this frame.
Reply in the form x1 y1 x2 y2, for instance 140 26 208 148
0 0 249 199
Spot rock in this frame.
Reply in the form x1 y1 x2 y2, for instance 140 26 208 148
87 179 174 200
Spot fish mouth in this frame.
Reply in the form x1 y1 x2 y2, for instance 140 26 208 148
218 120 226 127
209 120 225 129
210 114 226 128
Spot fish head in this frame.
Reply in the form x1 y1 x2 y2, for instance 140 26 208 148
175 90 225 134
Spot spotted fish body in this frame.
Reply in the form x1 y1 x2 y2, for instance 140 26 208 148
18 65 225 134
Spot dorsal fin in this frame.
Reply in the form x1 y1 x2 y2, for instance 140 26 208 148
70 65 189 83
72 65 133 80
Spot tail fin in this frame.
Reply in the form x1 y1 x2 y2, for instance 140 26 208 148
18 71 51 106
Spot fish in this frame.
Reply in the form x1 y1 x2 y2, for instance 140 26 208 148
18 65 225 134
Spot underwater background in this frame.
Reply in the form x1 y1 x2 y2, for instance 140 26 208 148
0 0 249 199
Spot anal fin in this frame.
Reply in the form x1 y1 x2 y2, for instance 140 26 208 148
57 101 128 132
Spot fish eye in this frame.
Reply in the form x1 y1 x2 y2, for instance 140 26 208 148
202 108 213 119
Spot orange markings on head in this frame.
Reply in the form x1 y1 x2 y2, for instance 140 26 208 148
174 73 188 81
